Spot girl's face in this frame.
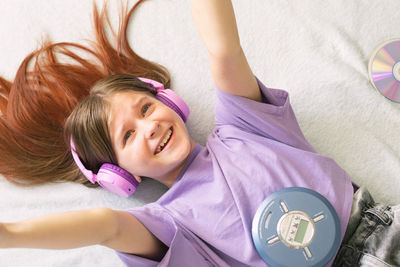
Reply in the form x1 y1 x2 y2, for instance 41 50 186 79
108 90 195 187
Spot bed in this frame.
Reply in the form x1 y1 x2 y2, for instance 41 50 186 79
0 0 399 266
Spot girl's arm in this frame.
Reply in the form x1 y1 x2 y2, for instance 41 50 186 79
0 208 166 261
191 0 262 102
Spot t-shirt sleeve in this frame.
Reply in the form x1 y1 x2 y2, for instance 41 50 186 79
215 76 315 152
114 204 229 267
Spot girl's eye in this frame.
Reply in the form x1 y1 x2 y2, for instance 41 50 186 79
124 130 134 143
142 103 151 116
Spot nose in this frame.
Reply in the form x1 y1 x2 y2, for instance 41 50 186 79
143 120 160 139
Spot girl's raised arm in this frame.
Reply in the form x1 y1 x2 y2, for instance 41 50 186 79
0 208 166 261
191 0 262 102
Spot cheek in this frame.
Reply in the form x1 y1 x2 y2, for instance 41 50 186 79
174 126 192 157
117 143 147 171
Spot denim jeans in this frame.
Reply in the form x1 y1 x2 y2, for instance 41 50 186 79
333 187 400 266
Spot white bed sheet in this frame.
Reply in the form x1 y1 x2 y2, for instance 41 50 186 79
0 0 399 266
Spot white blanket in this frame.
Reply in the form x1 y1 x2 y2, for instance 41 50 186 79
0 0 399 266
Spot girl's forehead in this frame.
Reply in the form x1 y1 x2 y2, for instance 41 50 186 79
109 89 156 102
108 91 145 117
107 92 140 147
108 90 153 110
109 90 146 101
107 90 155 131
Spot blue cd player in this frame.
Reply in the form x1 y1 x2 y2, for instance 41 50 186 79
252 187 341 267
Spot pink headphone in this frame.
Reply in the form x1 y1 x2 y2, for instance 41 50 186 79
70 77 190 197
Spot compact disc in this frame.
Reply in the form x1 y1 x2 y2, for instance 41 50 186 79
368 39 400 103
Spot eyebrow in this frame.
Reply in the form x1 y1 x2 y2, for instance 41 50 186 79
114 95 147 149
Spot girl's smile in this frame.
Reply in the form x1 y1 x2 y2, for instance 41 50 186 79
155 127 173 154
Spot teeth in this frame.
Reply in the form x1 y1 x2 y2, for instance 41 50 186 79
156 129 172 153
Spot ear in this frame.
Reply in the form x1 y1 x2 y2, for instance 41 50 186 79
134 175 142 183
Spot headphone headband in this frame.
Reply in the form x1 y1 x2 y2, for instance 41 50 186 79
70 138 96 184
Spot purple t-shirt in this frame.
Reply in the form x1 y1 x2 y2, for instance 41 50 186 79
115 78 354 266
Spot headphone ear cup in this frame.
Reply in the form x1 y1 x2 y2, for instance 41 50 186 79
156 89 190 122
96 163 139 197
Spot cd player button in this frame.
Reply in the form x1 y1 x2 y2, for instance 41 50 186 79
304 247 312 259
280 202 289 213
313 214 325 222
267 236 280 245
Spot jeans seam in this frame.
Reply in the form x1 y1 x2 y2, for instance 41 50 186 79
359 217 379 253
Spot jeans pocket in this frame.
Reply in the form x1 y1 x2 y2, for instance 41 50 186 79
359 253 395 267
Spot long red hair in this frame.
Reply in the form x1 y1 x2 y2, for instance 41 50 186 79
0 0 170 187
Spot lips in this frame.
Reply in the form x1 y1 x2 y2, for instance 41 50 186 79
155 127 173 154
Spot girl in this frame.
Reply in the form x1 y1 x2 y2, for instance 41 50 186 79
0 0 399 266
